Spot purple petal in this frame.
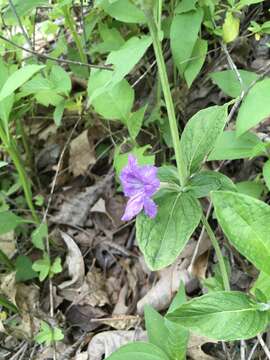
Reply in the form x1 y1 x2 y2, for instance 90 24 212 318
121 193 144 221
143 197 158 218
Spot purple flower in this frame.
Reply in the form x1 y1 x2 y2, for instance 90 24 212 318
120 155 160 221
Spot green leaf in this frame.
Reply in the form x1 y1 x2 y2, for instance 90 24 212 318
32 254 50 282
171 7 203 75
0 211 25 235
0 65 45 102
237 0 265 9
0 60 14 129
188 171 236 198
35 321 64 346
175 0 198 13
106 342 170 360
222 12 240 43
93 23 125 54
53 100 66 127
50 257 62 277
181 104 228 175
168 282 187 313
100 0 146 23
208 131 263 160
114 145 155 176
157 165 179 185
251 272 270 301
88 71 134 121
50 65 71 95
126 105 147 139
209 70 258 98
145 305 188 360
4 0 48 22
263 159 270 191
0 295 18 313
212 191 270 276
184 38 208 87
167 291 268 340
236 181 265 199
90 36 151 100
15 255 38 282
136 192 202 270
31 223 47 251
236 79 270 136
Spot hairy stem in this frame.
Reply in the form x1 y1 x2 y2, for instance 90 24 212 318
146 12 187 186
201 214 230 291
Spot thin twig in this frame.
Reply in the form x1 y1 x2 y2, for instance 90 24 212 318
8 0 32 49
0 34 113 70
247 340 259 360
9 343 28 360
240 340 246 360
257 334 270 360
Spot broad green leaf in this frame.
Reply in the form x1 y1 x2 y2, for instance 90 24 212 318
145 305 188 360
236 79 270 136
171 7 203 74
100 0 146 23
168 282 187 313
251 272 270 301
106 342 170 360
15 255 38 282
4 0 48 22
167 291 268 340
93 23 125 54
89 73 134 121
90 36 151 100
184 38 208 87
21 75 52 95
0 65 45 102
35 321 64 346
31 223 48 251
0 211 24 235
208 131 263 160
212 191 270 275
263 159 270 191
114 145 155 176
158 165 179 185
136 192 202 270
210 70 258 98
50 65 71 95
222 12 240 43
187 171 236 198
181 104 228 175
126 105 147 139
236 181 265 199
50 257 62 276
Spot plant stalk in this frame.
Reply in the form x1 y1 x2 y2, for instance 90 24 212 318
146 12 187 186
62 5 88 65
201 214 230 291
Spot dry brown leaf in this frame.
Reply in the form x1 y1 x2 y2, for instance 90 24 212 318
0 231 15 257
87 330 147 360
0 272 17 305
66 304 106 332
74 353 88 360
69 129 95 177
137 259 196 314
91 198 106 213
51 173 113 226
188 334 218 360
58 232 85 291
191 251 209 280
100 315 141 331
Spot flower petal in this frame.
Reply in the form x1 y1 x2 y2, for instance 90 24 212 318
121 193 144 221
143 197 158 218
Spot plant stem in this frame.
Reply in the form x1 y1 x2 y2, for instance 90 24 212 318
201 214 230 291
0 125 39 223
62 5 88 65
146 12 187 186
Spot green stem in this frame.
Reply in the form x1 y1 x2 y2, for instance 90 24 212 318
146 13 187 186
0 125 39 223
62 5 88 65
201 214 230 291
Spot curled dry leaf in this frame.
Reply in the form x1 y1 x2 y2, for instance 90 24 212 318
69 129 96 177
188 334 218 360
87 330 147 360
58 232 85 291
